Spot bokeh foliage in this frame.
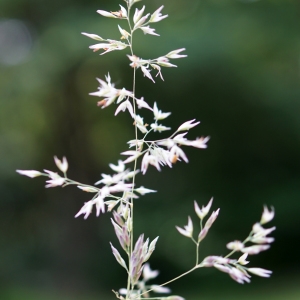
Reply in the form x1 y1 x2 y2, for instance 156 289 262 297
1 0 300 298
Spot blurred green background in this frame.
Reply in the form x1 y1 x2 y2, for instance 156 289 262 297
1 0 300 299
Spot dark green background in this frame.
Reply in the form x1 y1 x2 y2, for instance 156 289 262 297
1 0 299 299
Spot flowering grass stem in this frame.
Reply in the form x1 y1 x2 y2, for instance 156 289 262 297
16 1 275 298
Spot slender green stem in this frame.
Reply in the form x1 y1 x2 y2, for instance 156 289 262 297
191 236 198 245
224 250 235 259
139 266 197 297
196 243 200 265
142 128 154 141
63 179 100 191
224 233 253 259
125 3 140 297
195 219 204 265
125 5 132 297
138 296 174 300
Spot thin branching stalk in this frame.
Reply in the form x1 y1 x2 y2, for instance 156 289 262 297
16 1 276 299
